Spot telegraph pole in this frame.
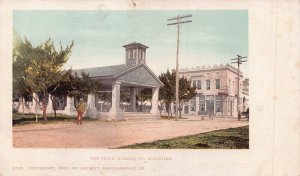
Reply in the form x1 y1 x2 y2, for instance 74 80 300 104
167 14 192 121
231 55 247 121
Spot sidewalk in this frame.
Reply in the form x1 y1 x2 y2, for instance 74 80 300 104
13 117 249 148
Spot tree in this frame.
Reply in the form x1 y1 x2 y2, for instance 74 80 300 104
158 69 175 118
98 91 112 111
120 89 130 103
136 88 152 112
47 70 102 117
13 37 74 121
158 69 196 119
68 71 101 101
178 76 196 117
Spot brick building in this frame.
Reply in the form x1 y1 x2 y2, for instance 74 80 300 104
175 64 249 118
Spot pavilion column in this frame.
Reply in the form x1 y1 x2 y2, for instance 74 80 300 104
150 87 160 119
108 81 123 120
64 96 77 116
85 94 98 118
129 87 137 112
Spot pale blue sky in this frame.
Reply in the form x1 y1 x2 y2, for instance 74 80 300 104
13 10 248 77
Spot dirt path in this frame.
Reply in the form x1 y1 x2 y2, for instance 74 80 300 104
13 117 249 148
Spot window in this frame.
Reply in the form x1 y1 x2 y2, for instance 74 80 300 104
197 80 201 89
206 80 210 90
233 81 235 89
192 81 197 88
129 50 134 59
216 79 220 89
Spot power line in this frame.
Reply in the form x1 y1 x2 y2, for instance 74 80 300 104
167 14 192 121
231 54 247 121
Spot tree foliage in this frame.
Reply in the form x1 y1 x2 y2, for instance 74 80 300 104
136 88 152 112
120 89 130 104
158 69 174 117
178 75 196 117
13 31 32 99
158 69 196 118
47 71 101 117
13 36 74 121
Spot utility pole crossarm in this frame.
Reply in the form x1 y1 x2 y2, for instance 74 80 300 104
167 14 192 21
232 61 247 64
167 20 192 26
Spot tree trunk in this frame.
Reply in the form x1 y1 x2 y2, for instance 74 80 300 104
51 96 57 118
179 101 182 118
158 103 162 116
54 108 57 118
170 105 172 118
35 108 38 122
42 94 47 122
165 103 170 119
35 96 38 122
31 93 39 122
21 97 24 117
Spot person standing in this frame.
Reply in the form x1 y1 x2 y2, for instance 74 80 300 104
76 98 87 125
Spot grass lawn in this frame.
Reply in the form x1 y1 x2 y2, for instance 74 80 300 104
12 113 97 126
118 126 249 149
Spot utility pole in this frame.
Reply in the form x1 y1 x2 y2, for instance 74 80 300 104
231 54 247 121
167 14 192 121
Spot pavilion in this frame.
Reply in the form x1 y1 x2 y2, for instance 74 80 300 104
73 42 164 120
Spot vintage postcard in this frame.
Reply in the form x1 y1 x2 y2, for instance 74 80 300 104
0 0 299 175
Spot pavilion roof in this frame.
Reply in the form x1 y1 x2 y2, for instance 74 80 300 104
74 64 132 78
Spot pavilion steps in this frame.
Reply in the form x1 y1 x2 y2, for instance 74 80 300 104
122 112 159 121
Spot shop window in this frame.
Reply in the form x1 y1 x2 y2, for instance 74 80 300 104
199 95 205 112
215 95 222 112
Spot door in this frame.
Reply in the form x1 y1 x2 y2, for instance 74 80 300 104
206 100 214 116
